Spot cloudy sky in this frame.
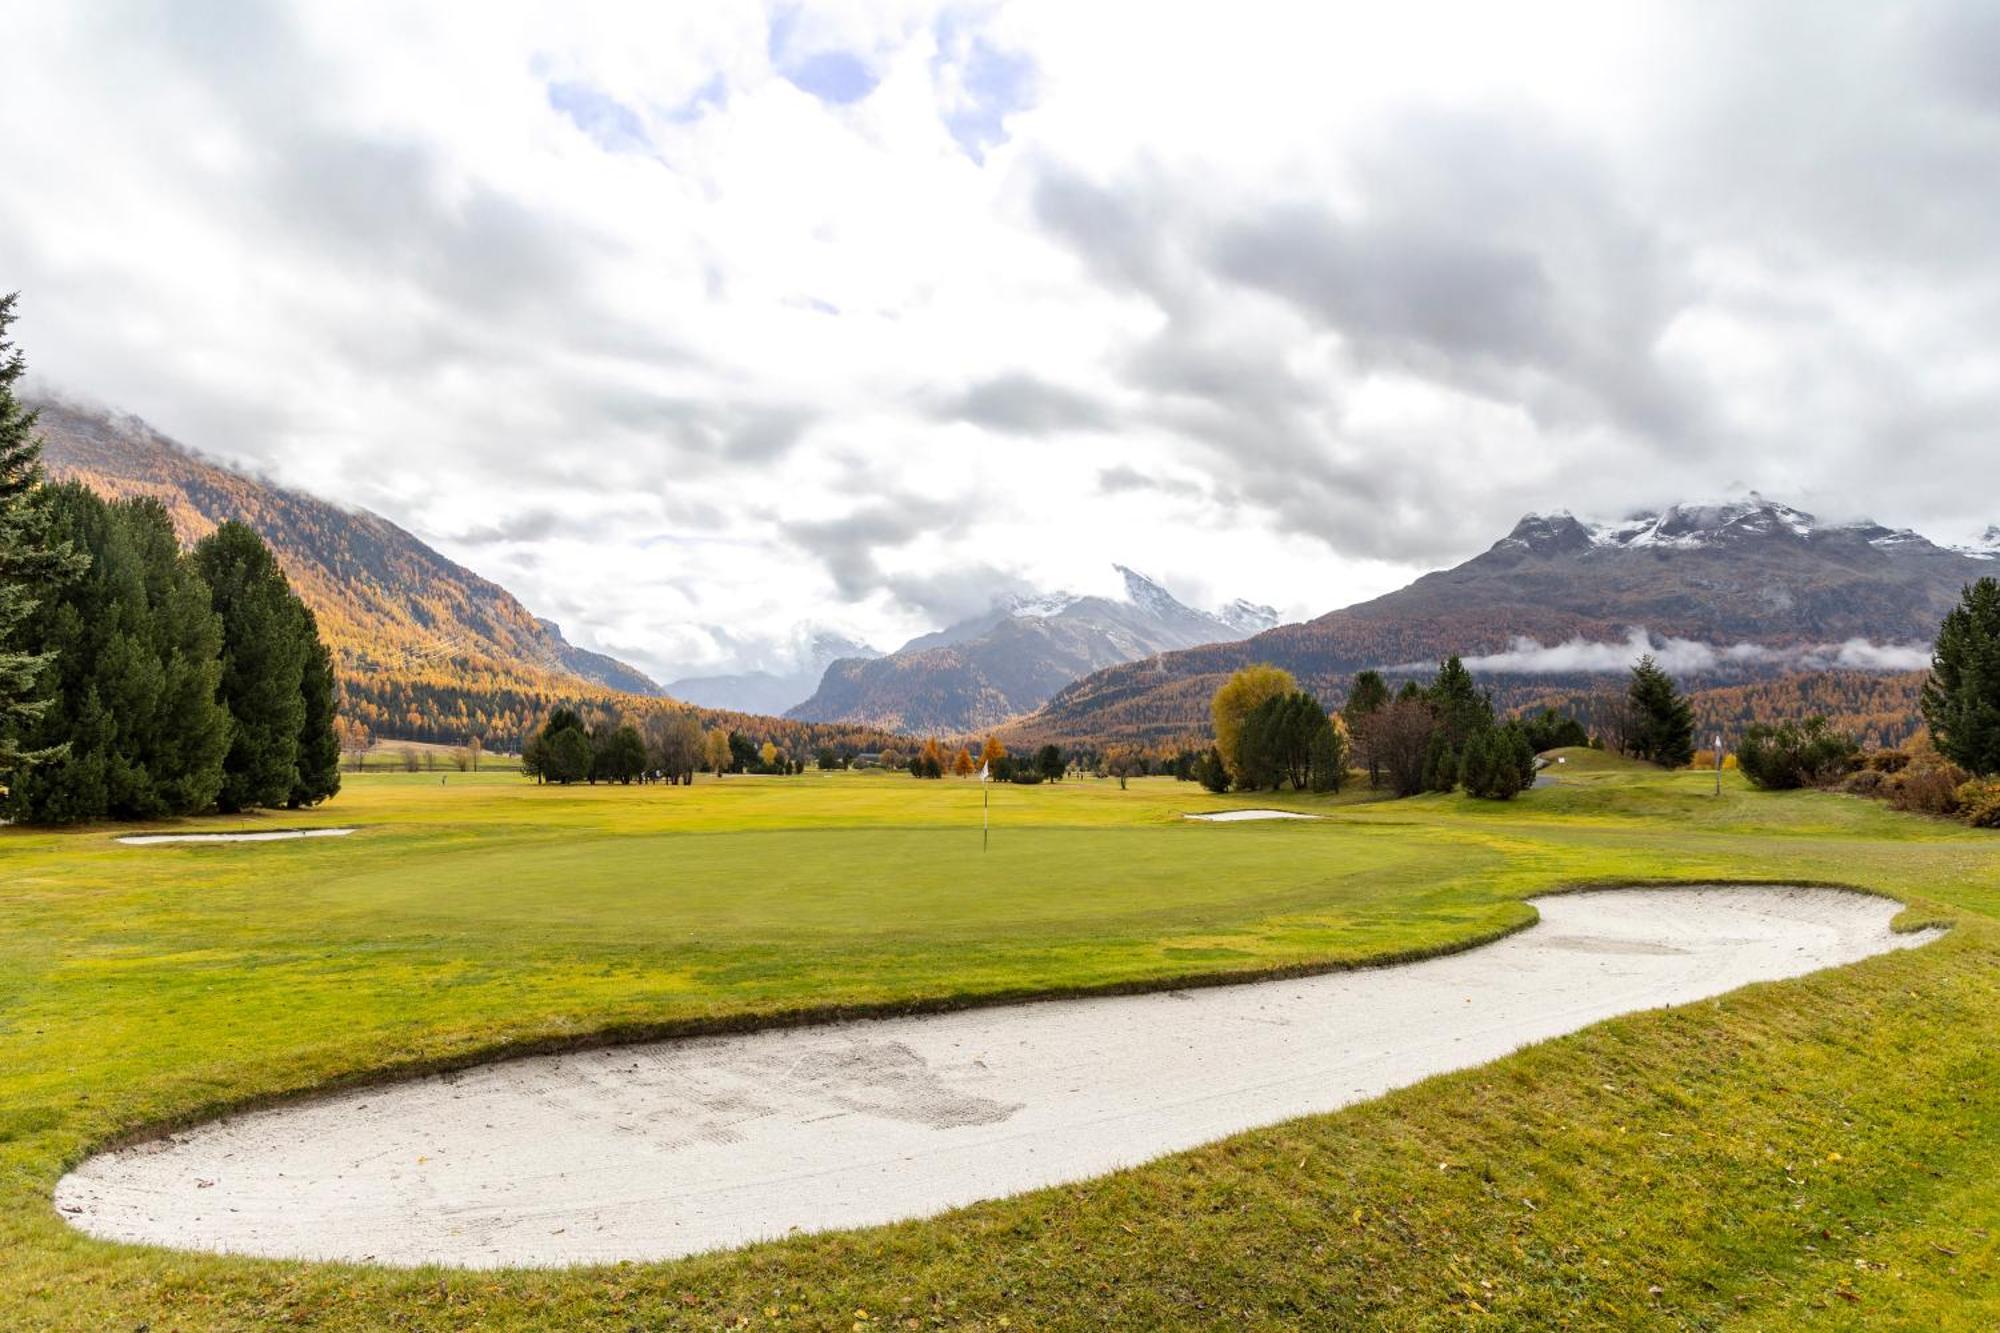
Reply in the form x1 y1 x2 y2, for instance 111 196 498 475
5 2 1998 683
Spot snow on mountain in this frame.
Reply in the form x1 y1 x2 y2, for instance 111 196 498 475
1218 598 1281 635
1954 525 2000 560
1498 494 1963 557
788 565 1279 732
1007 589 1085 619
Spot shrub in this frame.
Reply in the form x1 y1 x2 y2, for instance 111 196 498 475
1886 761 1969 817
1736 717 1859 790
1865 750 1912 774
1192 747 1231 794
1839 768 1887 798
1957 779 2000 828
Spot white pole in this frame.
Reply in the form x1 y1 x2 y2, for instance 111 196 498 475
1714 732 1724 797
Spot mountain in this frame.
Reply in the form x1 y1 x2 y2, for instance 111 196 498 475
1011 495 1992 746
32 398 667 741
1958 525 2000 561
666 631 881 715
787 566 1278 733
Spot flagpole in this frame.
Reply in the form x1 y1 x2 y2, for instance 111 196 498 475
981 760 989 852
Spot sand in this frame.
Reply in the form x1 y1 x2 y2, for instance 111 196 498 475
1184 809 1319 821
54 885 1935 1269
116 828 357 846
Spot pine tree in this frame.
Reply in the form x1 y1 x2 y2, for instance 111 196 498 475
1343 668 1391 787
1458 728 1496 797
0 294 85 780
1627 654 1696 768
1307 713 1347 793
289 605 341 808
194 522 309 812
116 497 230 816
1921 577 2000 776
3 490 230 822
1426 656 1493 750
1422 728 1459 793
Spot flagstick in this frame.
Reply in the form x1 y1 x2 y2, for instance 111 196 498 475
983 780 989 852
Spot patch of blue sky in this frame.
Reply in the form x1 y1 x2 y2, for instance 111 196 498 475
768 6 880 105
546 79 651 153
662 72 729 125
932 11 1035 162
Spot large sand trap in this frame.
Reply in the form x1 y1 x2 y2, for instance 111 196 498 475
55 886 1935 1269
117 828 357 846
1184 809 1318 821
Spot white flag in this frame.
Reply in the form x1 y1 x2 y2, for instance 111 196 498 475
979 762 989 782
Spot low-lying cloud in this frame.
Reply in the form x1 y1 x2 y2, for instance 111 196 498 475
1436 628 1932 677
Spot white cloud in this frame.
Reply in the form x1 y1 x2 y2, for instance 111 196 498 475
1449 629 1931 676
3 2 1998 681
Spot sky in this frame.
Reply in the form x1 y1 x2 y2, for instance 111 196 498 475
4 1 1999 684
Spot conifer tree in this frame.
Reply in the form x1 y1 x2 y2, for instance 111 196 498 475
1425 656 1493 750
0 294 85 780
194 522 309 811
1921 577 2000 776
4 489 230 822
1422 728 1459 793
1627 654 1696 768
289 605 342 808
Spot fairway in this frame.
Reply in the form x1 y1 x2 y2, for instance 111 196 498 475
4 767 1999 1327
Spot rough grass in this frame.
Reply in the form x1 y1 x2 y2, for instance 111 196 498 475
1 765 1996 1329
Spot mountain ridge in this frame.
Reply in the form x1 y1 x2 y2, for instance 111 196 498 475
1008 494 1991 747
788 565 1278 733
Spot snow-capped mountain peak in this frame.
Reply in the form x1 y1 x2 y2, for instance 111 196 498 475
1498 494 1966 558
1956 525 2000 560
1218 598 1280 634
1006 589 1085 619
1113 564 1190 620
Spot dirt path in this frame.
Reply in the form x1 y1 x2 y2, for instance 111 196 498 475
55 886 1936 1269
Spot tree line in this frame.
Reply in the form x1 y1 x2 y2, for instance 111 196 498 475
0 297 339 823
519 703 855 785
1739 577 2000 829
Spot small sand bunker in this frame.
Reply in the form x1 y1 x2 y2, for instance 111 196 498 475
55 886 1936 1269
1184 809 1319 822
117 828 357 846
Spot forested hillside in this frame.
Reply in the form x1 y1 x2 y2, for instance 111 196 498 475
31 399 902 753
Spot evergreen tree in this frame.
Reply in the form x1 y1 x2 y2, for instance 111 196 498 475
1036 743 1065 782
289 605 341 808
1307 716 1347 793
1457 728 1496 797
1921 577 2000 775
1502 723 1538 794
0 294 85 781
1342 670 1390 725
1422 728 1459 793
4 488 231 822
1627 654 1696 768
547 724 592 784
115 497 231 816
194 522 309 812
1344 668 1391 787
1425 656 1493 750
1193 746 1231 793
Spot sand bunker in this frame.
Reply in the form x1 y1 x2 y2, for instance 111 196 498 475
1184 809 1318 822
117 828 357 846
55 885 1934 1269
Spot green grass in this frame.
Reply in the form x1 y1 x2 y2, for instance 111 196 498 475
2 765 1997 1329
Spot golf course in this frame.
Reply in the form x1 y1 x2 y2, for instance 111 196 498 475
3 760 1997 1328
